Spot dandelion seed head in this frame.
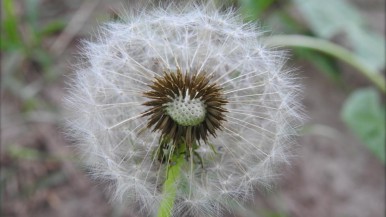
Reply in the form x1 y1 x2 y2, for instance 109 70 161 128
142 69 227 150
65 2 303 217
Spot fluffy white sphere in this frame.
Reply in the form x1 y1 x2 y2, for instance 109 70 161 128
65 3 302 217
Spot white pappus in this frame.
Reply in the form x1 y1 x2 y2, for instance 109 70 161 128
65 3 303 217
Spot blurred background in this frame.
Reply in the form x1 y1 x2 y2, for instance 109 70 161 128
1 0 385 217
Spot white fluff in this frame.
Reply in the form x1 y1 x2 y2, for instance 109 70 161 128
65 3 303 217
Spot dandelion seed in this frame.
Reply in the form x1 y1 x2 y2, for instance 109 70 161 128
65 3 302 217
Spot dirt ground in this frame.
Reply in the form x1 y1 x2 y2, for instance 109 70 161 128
260 67 385 217
1 1 385 217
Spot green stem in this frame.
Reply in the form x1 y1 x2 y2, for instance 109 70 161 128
157 153 184 217
264 35 386 93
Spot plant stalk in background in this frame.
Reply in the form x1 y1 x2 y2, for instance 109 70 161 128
264 35 386 93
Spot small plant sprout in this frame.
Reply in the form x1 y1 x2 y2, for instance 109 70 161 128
65 3 303 217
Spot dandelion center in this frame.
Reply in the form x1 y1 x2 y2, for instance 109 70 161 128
142 68 227 152
165 96 206 126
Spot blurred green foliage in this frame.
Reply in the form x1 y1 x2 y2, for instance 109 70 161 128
2 0 22 49
1 0 66 116
342 88 385 163
292 0 385 72
239 0 275 21
1 1 69 212
239 0 385 170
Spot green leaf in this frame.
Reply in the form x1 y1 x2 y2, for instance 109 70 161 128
8 146 44 161
31 48 53 73
266 10 307 34
25 0 39 30
291 0 385 71
239 0 276 21
1 0 22 50
36 171 67 190
341 88 385 163
39 20 66 36
346 26 386 72
294 48 342 84
263 212 287 217
292 0 362 38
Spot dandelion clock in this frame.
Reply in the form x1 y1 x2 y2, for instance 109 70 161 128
65 3 303 217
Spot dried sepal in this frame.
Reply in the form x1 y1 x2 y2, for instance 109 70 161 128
142 68 228 161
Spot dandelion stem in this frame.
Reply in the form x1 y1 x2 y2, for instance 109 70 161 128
157 151 185 217
264 35 386 93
